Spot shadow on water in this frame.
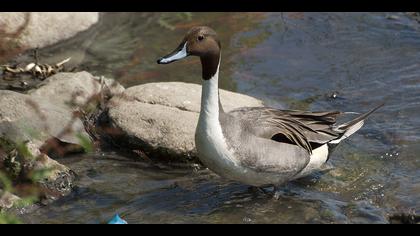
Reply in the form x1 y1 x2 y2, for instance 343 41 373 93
19 12 420 223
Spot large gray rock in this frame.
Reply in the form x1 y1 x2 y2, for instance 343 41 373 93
0 12 99 49
107 82 264 161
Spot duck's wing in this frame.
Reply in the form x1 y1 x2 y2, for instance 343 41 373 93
228 104 383 154
227 107 343 154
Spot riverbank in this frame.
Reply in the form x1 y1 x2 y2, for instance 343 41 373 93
1 12 419 224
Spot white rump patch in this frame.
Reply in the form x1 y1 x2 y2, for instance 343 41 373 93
330 120 364 144
296 144 329 178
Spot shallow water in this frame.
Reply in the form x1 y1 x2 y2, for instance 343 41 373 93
21 12 419 223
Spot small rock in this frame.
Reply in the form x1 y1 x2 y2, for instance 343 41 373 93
328 91 339 99
0 189 21 210
386 15 400 21
389 213 420 224
242 217 252 223
20 81 28 87
0 139 75 202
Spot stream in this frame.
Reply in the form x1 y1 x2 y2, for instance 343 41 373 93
19 12 420 223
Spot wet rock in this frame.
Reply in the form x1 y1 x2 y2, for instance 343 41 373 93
0 138 74 201
328 91 339 99
1 71 123 206
0 190 21 210
107 82 264 161
389 210 420 224
23 143 71 181
0 12 99 49
28 153 75 200
406 12 420 23
386 15 400 21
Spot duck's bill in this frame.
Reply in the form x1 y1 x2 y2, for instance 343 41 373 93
157 42 188 64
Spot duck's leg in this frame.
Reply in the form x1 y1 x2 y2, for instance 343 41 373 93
249 185 268 194
249 185 284 200
319 162 335 173
258 186 272 194
248 185 274 195
250 185 282 200
273 182 297 200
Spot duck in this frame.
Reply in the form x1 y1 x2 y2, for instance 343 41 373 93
157 26 383 189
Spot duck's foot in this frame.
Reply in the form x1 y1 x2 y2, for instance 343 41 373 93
319 162 335 173
249 185 283 200
248 185 270 194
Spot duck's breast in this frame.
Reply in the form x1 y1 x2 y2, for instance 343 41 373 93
195 115 242 178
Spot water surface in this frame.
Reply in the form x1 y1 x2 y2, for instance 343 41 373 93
21 12 420 223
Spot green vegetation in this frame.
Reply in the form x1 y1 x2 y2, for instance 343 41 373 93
0 212 21 224
76 133 94 153
0 137 56 224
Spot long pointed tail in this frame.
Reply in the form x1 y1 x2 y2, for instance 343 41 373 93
330 103 384 144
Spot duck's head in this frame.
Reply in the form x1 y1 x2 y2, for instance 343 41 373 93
157 26 221 80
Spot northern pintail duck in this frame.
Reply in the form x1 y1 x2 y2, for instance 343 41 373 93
157 26 382 188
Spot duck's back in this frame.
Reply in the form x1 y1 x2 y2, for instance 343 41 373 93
217 111 312 186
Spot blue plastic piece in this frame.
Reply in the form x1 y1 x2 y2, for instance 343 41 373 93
108 214 128 224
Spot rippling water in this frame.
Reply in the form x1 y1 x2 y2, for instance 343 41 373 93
21 12 420 223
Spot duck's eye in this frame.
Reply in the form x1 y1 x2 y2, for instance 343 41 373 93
198 35 204 41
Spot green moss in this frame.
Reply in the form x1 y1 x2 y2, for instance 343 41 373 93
0 171 13 192
13 195 38 209
16 142 34 161
28 167 55 183
0 212 21 224
76 133 94 153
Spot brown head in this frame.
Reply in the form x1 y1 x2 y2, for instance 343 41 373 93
157 26 221 80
